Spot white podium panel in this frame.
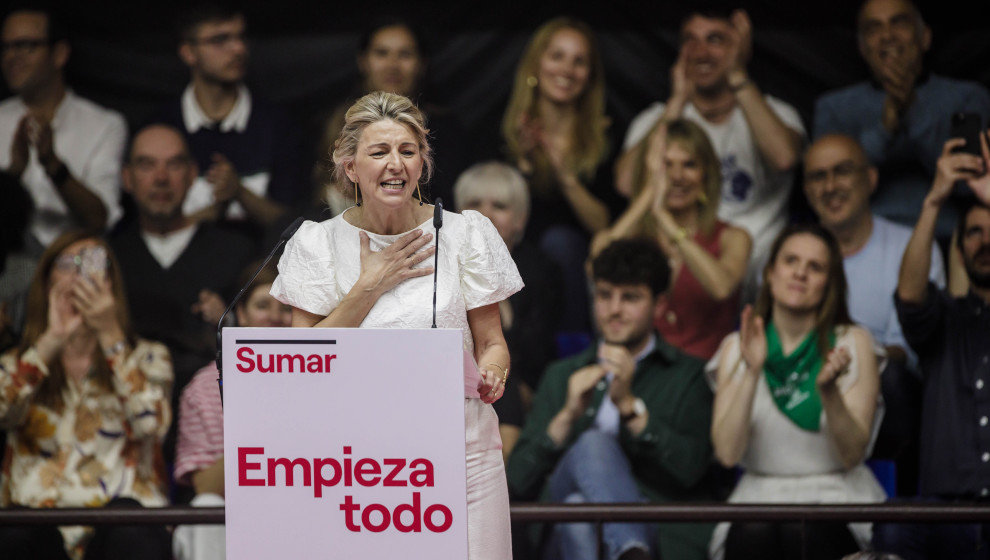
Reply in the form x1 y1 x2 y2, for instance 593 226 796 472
223 327 467 559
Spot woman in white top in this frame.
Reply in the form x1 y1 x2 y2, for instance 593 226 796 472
271 91 522 560
708 223 885 560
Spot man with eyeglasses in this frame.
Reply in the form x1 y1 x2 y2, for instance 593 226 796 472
153 3 302 248
803 133 945 494
814 0 990 240
0 8 125 247
616 8 805 304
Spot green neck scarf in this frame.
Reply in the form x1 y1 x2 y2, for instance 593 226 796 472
763 321 834 432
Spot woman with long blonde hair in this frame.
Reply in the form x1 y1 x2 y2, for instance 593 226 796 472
502 17 616 329
592 119 751 359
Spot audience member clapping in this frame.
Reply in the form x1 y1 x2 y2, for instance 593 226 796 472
617 8 804 304
803 134 946 492
172 260 291 560
154 3 303 246
0 231 172 560
0 8 126 247
813 0 990 240
108 124 254 471
454 161 562 456
593 119 751 360
708 224 885 560
502 17 621 331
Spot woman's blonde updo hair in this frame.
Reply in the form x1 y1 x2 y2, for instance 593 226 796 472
330 91 434 204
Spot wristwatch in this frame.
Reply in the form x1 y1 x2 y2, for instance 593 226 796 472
620 398 647 423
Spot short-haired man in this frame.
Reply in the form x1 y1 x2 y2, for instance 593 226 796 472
803 134 945 492
814 0 990 239
875 136 990 559
109 124 253 458
507 238 714 560
617 8 805 303
155 4 302 242
0 8 125 246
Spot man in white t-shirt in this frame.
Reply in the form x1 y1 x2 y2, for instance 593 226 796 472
616 8 805 302
0 8 125 247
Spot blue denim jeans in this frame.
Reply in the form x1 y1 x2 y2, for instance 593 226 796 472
543 430 654 560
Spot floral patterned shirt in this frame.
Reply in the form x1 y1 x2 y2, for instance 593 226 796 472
0 339 172 559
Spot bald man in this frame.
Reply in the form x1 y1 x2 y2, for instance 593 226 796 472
109 124 254 474
804 134 945 493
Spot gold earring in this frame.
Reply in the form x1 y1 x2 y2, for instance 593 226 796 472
526 75 538 88
417 183 424 206
354 182 361 207
697 190 709 206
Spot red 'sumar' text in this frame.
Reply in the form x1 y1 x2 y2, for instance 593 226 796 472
235 347 337 373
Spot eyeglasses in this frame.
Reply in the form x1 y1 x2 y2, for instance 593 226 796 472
804 161 867 186
0 38 50 56
54 246 109 276
191 32 247 48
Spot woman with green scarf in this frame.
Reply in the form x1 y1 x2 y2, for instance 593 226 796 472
707 223 885 560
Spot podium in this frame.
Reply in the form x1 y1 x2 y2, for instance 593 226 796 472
222 327 468 558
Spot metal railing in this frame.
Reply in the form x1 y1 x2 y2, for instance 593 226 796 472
2 502 988 526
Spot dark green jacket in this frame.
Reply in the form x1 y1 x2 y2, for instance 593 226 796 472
506 337 716 560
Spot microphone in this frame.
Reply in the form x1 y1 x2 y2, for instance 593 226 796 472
432 199 443 328
215 216 305 402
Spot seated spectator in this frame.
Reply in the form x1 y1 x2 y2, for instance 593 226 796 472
593 119 751 361
453 161 563 454
311 19 468 217
803 134 946 492
507 238 715 560
0 231 172 560
172 260 291 560
502 17 622 331
155 3 303 245
108 124 254 472
0 7 126 247
708 224 885 560
813 0 990 240
872 138 990 560
617 7 804 303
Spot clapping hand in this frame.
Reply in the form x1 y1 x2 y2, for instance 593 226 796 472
727 10 753 76
816 346 851 393
739 305 766 376
644 123 670 219
8 116 30 177
564 363 607 418
358 229 435 296
600 343 635 405
191 289 226 325
206 153 242 204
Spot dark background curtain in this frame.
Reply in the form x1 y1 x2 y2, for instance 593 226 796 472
4 0 987 161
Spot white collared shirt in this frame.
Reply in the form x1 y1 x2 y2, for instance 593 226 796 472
180 83 251 134
140 223 198 269
0 91 126 247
